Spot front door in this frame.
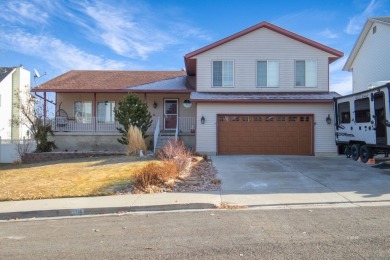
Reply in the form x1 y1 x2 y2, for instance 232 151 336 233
374 92 387 145
164 99 178 130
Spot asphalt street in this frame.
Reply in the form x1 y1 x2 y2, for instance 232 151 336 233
1 206 389 259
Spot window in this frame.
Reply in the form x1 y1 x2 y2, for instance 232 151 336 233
257 60 279 87
373 26 377 34
338 102 350 123
295 60 317 87
74 101 92 123
213 61 234 87
354 98 370 123
97 101 115 123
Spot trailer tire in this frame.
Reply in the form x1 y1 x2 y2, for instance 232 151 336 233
351 144 361 161
360 145 372 163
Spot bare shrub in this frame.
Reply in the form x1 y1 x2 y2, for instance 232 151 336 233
134 161 178 191
13 138 35 161
157 139 192 173
127 125 147 156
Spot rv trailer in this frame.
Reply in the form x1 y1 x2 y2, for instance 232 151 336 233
334 82 390 163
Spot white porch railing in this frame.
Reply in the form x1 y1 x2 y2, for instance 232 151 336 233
153 117 160 153
46 116 195 133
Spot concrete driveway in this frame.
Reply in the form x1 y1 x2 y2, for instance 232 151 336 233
212 155 390 207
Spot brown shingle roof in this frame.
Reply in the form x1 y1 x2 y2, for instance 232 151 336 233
33 70 187 92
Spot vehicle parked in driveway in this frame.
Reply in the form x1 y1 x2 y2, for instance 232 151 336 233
334 82 390 163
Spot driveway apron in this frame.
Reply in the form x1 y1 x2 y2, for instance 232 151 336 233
212 155 390 207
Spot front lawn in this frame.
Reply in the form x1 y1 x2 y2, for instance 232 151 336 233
0 156 158 201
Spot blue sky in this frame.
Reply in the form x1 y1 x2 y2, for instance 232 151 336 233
0 0 389 95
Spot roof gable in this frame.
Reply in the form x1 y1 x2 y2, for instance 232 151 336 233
343 17 390 71
184 21 343 75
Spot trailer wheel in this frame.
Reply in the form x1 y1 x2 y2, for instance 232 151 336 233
344 146 351 158
360 145 372 163
351 144 361 161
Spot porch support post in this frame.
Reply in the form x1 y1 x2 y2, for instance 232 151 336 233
43 92 47 125
93 92 97 132
144 93 147 103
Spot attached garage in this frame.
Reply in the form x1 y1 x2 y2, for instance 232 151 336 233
217 114 314 155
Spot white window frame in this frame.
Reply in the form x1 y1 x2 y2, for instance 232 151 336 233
74 101 93 123
256 60 280 87
295 60 318 88
97 101 115 123
212 60 234 87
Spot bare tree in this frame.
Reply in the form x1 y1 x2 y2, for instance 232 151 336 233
13 138 35 161
11 88 56 152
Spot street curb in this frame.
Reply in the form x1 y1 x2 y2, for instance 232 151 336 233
0 203 218 220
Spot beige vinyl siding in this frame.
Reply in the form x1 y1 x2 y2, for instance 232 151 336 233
195 28 334 92
196 103 336 155
351 22 390 93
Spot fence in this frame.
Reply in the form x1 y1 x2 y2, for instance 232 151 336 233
0 137 36 163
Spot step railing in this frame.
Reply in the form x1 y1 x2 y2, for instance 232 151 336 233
153 117 160 153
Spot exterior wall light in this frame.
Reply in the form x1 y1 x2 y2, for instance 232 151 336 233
201 115 205 124
326 114 332 125
153 101 157 109
183 99 192 108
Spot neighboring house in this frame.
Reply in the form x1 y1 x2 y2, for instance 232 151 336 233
32 21 343 156
0 66 31 140
343 17 390 93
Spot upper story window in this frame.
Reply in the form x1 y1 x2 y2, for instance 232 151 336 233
295 60 317 87
373 26 377 34
213 61 234 87
257 60 279 87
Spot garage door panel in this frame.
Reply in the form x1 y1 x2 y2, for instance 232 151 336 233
218 114 313 155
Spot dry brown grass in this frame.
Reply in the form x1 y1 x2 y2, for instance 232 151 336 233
127 125 147 156
133 161 178 192
0 156 157 201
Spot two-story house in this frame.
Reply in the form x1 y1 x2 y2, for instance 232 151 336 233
343 17 390 93
32 21 343 155
0 66 31 140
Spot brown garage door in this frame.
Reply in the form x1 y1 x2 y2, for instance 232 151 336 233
218 115 313 155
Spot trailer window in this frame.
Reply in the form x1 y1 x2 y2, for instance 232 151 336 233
354 98 370 123
338 102 350 123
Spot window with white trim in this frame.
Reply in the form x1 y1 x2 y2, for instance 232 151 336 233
257 60 279 87
213 61 234 87
295 60 317 87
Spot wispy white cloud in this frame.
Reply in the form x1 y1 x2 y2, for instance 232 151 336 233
319 28 338 39
0 1 49 25
330 57 348 73
330 73 353 95
345 0 380 34
0 27 139 72
64 1 210 60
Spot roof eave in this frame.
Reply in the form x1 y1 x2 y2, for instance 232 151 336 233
190 99 334 104
343 19 374 71
31 88 192 93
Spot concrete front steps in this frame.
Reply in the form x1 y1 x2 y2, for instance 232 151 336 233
155 131 176 151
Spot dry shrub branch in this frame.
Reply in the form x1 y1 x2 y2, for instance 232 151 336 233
134 161 178 192
157 139 191 173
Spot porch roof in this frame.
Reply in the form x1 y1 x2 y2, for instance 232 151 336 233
130 76 193 93
190 92 341 103
31 70 187 93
